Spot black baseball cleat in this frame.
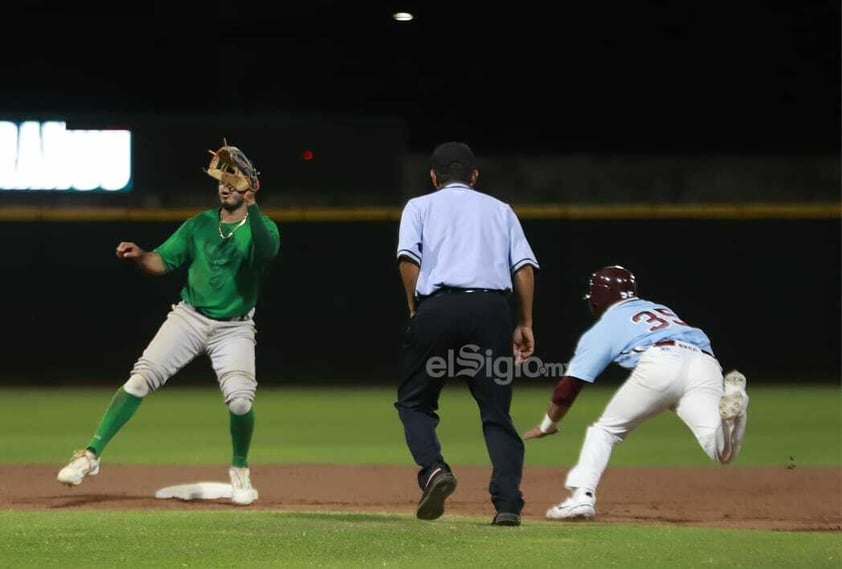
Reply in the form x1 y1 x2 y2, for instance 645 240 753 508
491 512 521 526
416 468 458 520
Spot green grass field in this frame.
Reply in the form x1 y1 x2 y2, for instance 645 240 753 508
1 384 840 568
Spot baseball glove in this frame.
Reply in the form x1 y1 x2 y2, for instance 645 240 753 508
204 139 261 193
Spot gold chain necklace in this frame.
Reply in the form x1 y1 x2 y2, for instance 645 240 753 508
218 211 249 240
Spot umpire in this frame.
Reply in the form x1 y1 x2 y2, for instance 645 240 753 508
395 141 539 526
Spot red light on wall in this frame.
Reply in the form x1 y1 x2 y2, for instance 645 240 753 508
301 149 314 161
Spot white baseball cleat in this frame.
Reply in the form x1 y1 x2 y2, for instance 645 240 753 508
229 467 259 505
545 487 596 521
720 370 749 420
57 449 101 486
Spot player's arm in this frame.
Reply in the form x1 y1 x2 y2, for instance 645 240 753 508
246 202 280 260
522 375 587 440
398 257 420 317
522 324 615 440
116 242 167 276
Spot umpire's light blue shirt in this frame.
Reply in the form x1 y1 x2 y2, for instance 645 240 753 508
397 183 539 297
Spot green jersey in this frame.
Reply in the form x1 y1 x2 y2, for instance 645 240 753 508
154 204 280 319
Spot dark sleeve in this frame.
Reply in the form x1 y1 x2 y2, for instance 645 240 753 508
247 204 280 260
551 375 587 407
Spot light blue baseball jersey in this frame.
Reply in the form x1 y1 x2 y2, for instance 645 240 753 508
397 183 539 296
565 298 714 382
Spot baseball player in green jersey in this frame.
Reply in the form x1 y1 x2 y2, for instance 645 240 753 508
57 143 280 505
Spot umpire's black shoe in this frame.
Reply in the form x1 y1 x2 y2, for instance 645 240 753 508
416 468 458 521
491 512 521 526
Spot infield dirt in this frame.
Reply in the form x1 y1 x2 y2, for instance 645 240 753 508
2 464 839 531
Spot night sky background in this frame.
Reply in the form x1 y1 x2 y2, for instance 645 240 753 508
3 1 839 154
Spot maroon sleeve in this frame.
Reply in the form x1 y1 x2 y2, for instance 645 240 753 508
551 375 587 407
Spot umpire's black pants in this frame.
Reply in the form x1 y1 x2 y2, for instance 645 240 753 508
395 291 525 515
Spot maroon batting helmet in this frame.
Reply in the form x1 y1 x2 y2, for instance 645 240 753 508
585 265 638 316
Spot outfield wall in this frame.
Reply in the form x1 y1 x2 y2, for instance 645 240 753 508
4 209 839 385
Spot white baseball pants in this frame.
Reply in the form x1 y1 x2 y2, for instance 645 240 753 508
565 342 747 493
126 301 258 404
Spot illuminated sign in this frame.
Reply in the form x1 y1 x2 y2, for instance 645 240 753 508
0 121 132 191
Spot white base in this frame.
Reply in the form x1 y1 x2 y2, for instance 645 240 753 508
155 482 233 501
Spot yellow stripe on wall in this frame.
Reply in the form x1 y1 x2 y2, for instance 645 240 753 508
0 203 839 222
512 203 842 219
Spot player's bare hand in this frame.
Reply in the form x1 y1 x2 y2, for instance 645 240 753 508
513 325 535 364
116 241 143 260
522 423 558 440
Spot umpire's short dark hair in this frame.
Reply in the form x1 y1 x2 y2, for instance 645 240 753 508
431 142 476 184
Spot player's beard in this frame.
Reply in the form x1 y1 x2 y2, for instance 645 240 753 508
220 192 244 212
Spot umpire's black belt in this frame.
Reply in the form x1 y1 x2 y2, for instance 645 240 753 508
418 287 510 304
